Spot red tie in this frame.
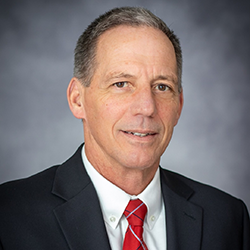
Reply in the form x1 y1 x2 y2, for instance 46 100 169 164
123 199 148 250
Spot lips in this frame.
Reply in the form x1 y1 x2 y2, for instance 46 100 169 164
123 131 156 137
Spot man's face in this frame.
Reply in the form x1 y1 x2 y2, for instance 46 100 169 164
81 26 183 174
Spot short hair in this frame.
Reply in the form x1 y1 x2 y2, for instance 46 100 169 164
74 6 183 92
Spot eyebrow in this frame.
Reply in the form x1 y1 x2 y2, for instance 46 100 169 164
105 72 178 84
152 75 178 84
105 72 135 81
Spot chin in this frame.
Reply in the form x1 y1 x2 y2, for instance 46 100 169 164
123 154 159 170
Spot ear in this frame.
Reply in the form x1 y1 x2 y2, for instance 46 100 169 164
174 90 184 126
67 77 86 119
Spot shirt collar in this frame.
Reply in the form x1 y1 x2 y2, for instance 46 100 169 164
82 145 163 230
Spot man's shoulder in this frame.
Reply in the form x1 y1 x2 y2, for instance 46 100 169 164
160 168 248 214
0 144 84 200
0 165 60 208
160 169 250 248
0 144 86 210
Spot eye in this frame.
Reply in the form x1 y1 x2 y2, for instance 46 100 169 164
113 81 128 88
155 84 169 91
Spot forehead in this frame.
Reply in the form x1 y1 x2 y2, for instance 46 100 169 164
94 25 177 78
97 25 175 55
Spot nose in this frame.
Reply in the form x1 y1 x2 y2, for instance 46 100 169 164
131 87 157 117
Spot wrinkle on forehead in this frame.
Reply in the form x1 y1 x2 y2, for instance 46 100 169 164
104 71 178 86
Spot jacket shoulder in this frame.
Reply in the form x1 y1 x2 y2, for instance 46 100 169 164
0 144 84 204
160 168 249 213
0 165 60 209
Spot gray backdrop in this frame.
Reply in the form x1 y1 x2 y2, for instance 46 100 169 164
1 0 249 211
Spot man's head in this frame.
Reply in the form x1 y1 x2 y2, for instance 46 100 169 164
74 7 183 93
67 7 183 194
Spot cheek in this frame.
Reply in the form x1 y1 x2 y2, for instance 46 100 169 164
83 94 102 125
102 96 128 118
158 102 180 126
84 99 125 135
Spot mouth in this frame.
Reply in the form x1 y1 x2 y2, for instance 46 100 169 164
123 131 156 137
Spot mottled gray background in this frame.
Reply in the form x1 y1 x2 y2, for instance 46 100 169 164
0 0 249 211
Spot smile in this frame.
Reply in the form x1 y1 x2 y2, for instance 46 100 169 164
124 131 155 137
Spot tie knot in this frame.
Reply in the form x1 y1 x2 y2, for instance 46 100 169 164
124 199 147 226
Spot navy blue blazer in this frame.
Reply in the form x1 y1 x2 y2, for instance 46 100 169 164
0 144 249 249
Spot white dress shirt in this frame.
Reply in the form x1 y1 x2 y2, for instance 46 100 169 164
82 146 167 250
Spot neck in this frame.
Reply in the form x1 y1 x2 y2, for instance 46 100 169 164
85 147 158 195
101 166 157 195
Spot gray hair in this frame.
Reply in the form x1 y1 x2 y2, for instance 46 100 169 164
74 7 183 92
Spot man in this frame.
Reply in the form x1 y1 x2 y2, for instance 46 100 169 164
0 6 249 250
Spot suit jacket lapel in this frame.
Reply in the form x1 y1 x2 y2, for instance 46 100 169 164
160 168 203 250
51 145 111 250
